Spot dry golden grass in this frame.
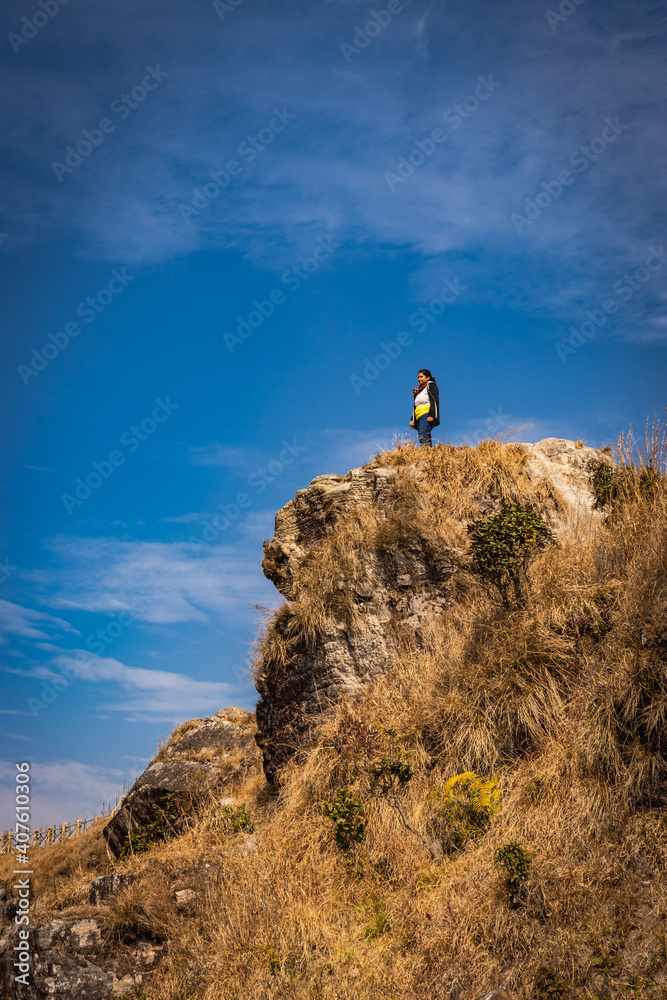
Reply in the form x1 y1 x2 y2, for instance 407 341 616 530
4 429 667 998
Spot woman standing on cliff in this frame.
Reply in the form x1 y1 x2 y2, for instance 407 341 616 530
409 369 440 447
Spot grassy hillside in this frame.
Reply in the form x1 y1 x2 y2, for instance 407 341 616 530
2 426 666 999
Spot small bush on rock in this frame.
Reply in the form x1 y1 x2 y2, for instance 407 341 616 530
118 792 186 860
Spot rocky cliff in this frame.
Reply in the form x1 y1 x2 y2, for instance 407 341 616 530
3 432 664 1000
254 438 606 784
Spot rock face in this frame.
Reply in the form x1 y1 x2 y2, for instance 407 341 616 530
104 707 259 857
89 873 136 906
517 437 607 532
0 919 111 1000
255 439 607 784
0 916 168 999
257 465 460 784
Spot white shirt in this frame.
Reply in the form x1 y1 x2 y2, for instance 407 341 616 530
414 384 430 406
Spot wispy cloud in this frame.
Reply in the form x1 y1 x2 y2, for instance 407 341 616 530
0 759 129 830
53 651 238 719
27 535 273 625
161 512 207 524
0 600 80 646
0 0 664 336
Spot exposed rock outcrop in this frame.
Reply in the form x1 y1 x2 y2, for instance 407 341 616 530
0 918 126 1000
255 439 607 784
104 707 259 857
89 873 136 906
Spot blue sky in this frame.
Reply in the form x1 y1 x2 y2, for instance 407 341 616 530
0 0 665 829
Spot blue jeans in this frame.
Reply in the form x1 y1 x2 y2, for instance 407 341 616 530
416 414 433 447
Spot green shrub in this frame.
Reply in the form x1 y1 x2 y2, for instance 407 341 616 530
588 458 624 511
112 986 152 1000
368 756 414 794
494 841 531 908
533 965 569 998
364 901 391 940
217 803 254 834
259 944 282 976
588 458 662 514
467 501 556 607
323 788 366 853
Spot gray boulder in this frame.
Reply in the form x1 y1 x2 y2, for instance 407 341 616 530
0 919 112 1000
103 707 259 857
89 873 136 906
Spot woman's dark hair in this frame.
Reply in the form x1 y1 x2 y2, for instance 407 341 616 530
418 368 433 380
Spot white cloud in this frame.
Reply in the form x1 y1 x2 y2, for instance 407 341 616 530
28 535 273 625
0 600 80 646
50 651 238 719
0 759 130 831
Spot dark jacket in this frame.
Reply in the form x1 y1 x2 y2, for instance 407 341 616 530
412 379 440 427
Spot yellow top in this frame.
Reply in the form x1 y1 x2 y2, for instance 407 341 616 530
414 403 430 420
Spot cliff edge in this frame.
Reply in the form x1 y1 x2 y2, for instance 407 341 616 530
254 438 607 784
